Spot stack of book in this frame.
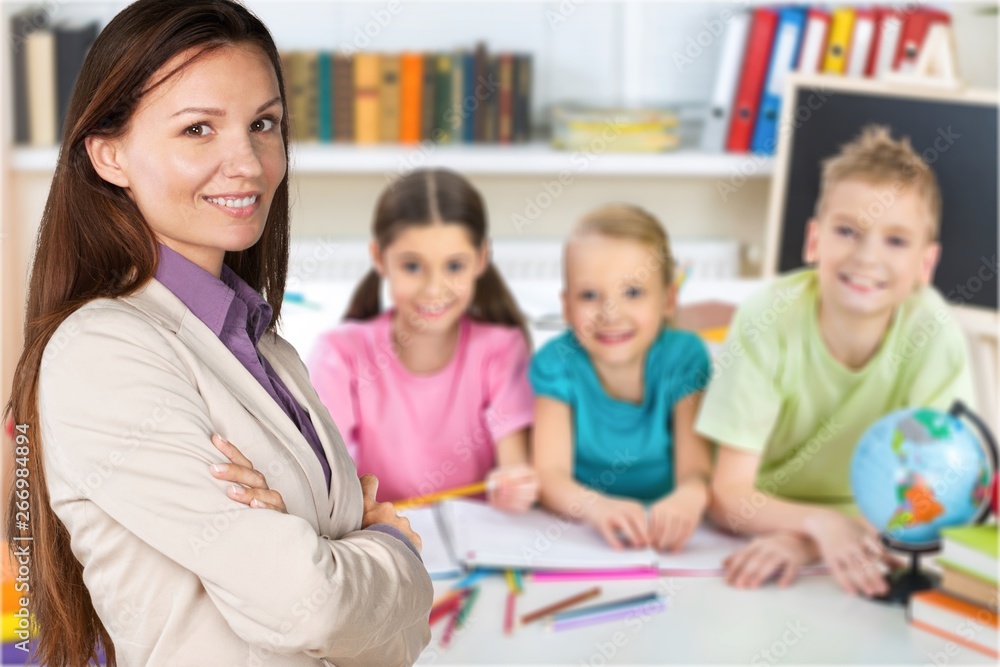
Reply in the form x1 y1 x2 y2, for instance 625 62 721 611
703 5 955 155
279 45 533 145
909 525 998 659
9 7 99 146
551 106 681 153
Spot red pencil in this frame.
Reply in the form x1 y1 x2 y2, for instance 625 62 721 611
503 591 516 636
439 604 461 648
430 595 463 626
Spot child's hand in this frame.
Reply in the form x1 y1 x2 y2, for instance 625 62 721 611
723 532 819 588
486 465 539 513
804 509 891 597
648 484 708 552
585 496 649 550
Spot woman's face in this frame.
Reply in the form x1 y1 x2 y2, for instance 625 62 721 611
91 44 286 276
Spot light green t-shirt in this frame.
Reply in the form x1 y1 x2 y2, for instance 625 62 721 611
696 269 975 511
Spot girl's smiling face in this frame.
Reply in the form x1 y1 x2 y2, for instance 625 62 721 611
374 223 488 336
87 44 286 276
562 233 676 370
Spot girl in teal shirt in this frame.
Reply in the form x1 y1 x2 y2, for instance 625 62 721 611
531 204 713 551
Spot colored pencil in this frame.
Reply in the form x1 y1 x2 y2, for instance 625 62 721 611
519 586 601 626
455 585 481 629
530 567 660 582
505 569 518 593
395 480 491 509
503 591 516 635
551 598 667 632
552 591 660 622
429 595 464 626
451 568 496 590
512 569 524 593
439 604 461 648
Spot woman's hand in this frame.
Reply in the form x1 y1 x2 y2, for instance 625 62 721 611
723 532 820 588
486 464 540 513
208 434 287 513
648 483 708 553
359 474 422 552
584 495 649 550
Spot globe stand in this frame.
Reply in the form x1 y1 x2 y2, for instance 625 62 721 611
872 549 939 605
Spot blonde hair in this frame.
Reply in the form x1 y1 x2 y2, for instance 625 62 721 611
569 203 676 287
816 124 942 239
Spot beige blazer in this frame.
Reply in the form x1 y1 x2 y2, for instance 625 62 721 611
38 279 432 666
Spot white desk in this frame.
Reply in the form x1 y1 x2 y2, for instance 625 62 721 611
418 573 994 665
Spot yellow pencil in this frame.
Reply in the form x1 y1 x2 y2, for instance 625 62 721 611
394 480 492 510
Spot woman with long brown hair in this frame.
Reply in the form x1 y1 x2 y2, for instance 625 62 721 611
4 1 431 664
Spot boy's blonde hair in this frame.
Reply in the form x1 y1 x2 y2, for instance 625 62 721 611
571 203 676 287
816 124 942 240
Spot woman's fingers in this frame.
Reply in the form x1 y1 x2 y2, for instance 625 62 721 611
221 482 287 513
210 460 268 491
212 433 254 469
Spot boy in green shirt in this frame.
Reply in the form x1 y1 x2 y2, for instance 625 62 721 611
696 125 975 596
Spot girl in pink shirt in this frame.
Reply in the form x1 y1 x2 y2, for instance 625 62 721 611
308 169 539 511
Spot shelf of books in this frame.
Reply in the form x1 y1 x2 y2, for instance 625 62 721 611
9 143 774 178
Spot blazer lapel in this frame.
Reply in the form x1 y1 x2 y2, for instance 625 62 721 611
258 334 354 521
122 280 330 522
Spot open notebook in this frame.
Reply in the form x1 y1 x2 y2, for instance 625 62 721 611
401 500 823 577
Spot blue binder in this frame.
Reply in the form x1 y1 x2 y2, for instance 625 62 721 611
750 7 806 154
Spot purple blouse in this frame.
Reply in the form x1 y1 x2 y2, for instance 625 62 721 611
152 245 418 558
154 244 331 488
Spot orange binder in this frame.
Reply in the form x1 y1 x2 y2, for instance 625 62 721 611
895 8 951 72
725 7 778 153
399 52 423 144
354 53 381 144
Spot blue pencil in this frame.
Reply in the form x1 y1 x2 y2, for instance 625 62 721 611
551 591 660 622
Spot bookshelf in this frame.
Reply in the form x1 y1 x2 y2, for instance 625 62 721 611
10 144 774 177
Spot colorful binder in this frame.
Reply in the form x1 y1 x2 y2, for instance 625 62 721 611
750 6 805 154
822 7 855 74
702 9 750 152
725 7 778 153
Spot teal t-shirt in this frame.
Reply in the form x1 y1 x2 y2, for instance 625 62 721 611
529 328 711 502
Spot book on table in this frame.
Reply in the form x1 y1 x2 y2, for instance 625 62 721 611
401 499 828 578
937 525 998 585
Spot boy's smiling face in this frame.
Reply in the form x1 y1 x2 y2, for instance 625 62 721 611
805 178 940 322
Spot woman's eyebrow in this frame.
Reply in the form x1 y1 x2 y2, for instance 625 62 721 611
171 96 282 117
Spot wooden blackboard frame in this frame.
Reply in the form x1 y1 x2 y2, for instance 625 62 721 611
762 73 998 336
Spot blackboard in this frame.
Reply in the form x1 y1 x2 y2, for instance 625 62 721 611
772 83 998 310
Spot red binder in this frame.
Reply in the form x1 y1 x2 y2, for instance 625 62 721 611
865 8 904 77
894 7 951 71
726 7 779 153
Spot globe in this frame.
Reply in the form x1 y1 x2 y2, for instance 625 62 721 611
851 403 995 551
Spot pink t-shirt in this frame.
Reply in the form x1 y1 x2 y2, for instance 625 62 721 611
307 311 534 502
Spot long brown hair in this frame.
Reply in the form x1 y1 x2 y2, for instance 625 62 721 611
3 1 290 664
344 168 528 339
